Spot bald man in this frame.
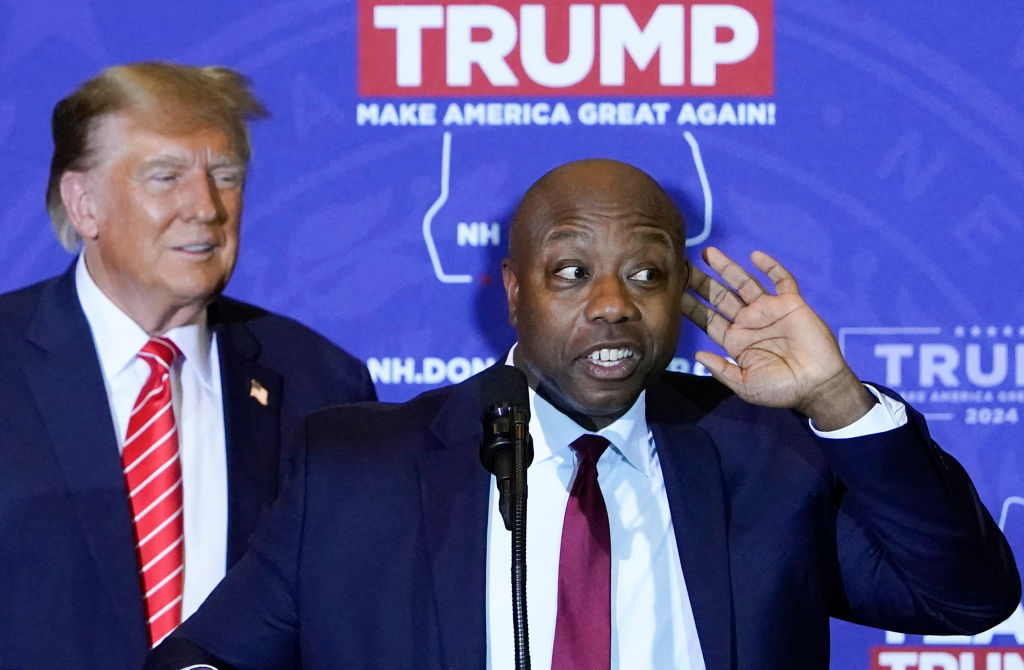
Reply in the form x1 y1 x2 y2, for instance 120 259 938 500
148 159 1018 670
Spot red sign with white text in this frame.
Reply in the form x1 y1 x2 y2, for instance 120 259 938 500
359 1 774 97
871 647 1024 670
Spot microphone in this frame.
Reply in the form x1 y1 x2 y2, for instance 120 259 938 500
479 365 533 531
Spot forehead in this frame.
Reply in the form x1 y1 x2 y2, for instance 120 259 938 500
540 218 676 251
516 165 683 254
87 112 239 166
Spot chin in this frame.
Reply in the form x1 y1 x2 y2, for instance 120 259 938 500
589 402 635 420
167 277 223 304
570 392 638 422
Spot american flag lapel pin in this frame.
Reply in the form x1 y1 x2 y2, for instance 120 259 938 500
249 379 269 406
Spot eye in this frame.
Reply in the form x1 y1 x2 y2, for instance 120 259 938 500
554 265 587 280
629 268 660 282
212 169 244 189
145 172 180 192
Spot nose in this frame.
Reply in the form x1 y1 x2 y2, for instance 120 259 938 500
181 172 222 224
585 274 640 323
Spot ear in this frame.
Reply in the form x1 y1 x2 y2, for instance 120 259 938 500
501 258 519 327
60 171 100 240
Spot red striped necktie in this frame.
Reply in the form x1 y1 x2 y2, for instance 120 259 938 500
552 434 612 670
122 337 184 647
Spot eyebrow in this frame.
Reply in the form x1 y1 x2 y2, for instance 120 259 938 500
139 156 189 170
208 156 244 169
631 227 675 249
542 227 591 245
138 155 244 172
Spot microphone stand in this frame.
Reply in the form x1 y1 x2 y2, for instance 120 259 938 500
509 405 532 670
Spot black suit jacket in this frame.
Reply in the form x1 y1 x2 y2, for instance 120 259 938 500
153 365 1019 670
0 265 376 670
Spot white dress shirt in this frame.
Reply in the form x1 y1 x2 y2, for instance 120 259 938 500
75 254 228 620
486 350 907 670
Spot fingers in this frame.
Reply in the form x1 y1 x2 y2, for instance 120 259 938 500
750 250 800 296
680 290 709 330
702 247 769 305
687 259 746 321
684 247 798 348
698 247 800 303
681 292 730 346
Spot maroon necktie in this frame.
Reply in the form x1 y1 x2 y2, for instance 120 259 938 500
122 337 184 647
552 434 612 670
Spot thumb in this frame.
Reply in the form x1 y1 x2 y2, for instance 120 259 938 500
694 351 744 394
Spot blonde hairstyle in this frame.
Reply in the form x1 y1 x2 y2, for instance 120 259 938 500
46 61 269 250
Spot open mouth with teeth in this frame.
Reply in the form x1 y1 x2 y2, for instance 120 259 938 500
176 244 216 253
587 347 634 367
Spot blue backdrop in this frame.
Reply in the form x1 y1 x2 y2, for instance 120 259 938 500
2 1 1021 666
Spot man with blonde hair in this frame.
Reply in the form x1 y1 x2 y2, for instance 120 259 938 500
0 62 376 670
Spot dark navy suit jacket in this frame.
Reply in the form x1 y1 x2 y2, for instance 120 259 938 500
152 365 1019 670
0 265 376 670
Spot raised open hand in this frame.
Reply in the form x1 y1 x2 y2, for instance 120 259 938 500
681 247 874 430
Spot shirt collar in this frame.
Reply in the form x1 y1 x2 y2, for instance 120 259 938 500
75 253 216 389
504 345 653 477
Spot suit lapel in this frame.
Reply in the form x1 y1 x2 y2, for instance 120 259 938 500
647 379 735 670
411 369 736 668
22 268 147 649
210 305 284 566
417 377 492 670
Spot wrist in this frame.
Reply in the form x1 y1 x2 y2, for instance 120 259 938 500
799 369 876 432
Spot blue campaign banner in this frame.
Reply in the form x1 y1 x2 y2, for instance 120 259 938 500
1 1 1021 666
